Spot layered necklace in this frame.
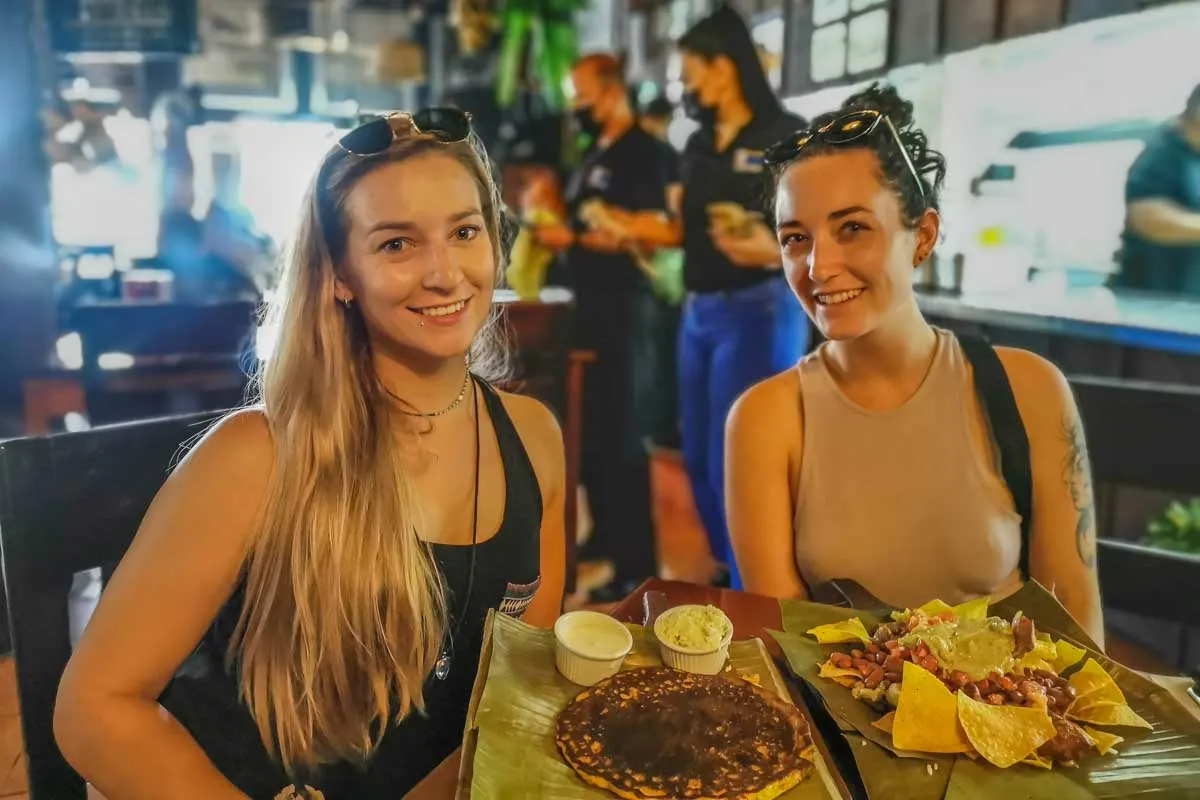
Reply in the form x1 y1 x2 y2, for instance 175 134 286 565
386 366 480 680
434 379 479 679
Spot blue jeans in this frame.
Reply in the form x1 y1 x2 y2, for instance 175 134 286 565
679 277 808 588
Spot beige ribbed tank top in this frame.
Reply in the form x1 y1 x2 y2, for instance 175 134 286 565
793 329 1023 609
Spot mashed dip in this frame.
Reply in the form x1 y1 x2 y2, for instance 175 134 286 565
657 605 731 651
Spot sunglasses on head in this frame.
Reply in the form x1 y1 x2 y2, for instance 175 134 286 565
764 109 925 199
336 107 474 156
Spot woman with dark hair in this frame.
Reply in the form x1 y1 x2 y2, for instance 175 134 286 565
672 4 809 588
725 84 1104 645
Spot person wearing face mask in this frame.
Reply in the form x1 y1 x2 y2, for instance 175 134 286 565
622 5 807 588
533 53 676 599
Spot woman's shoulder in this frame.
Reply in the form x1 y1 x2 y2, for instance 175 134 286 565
987 346 1074 429
493 389 561 438
492 389 564 493
728 367 803 441
170 407 275 502
184 406 274 469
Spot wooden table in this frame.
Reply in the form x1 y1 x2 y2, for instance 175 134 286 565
407 579 1199 799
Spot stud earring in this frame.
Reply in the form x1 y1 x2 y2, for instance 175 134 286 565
340 295 353 308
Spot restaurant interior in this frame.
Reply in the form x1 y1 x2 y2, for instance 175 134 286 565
0 0 1198 798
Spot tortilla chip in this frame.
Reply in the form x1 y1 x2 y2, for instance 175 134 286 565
1021 755 1054 769
951 597 991 621
738 671 763 688
819 660 862 686
1068 700 1153 730
1069 659 1126 707
819 660 862 682
956 691 1057 768
892 662 973 754
807 618 872 645
1012 637 1058 674
1014 654 1054 674
917 599 955 617
873 711 896 735
1052 639 1088 673
1031 638 1057 660
1081 725 1124 755
912 597 988 622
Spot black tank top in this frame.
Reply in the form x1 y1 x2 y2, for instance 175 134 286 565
159 379 543 799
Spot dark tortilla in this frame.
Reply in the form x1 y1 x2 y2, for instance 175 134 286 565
555 667 812 800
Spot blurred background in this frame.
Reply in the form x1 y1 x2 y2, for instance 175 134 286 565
3 1 1199 432
0 4 1199 793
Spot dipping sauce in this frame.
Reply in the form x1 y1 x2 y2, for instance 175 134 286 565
555 611 633 660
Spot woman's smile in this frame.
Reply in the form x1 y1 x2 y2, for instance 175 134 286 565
409 296 472 326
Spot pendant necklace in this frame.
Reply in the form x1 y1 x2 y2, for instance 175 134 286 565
434 376 480 680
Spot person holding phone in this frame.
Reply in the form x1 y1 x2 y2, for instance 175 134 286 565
673 5 809 588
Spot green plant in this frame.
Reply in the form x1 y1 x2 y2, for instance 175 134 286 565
1143 498 1200 555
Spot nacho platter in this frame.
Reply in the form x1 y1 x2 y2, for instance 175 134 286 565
770 581 1200 799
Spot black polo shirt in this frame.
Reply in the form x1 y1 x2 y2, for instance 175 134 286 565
1119 123 1200 295
564 125 675 295
680 111 805 294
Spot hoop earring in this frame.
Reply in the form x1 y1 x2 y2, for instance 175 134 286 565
340 295 353 308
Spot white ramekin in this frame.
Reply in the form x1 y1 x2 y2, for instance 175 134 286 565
553 610 634 686
653 604 734 675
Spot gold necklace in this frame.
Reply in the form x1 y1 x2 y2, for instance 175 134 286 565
392 369 472 417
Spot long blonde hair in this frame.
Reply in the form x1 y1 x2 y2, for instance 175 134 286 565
231 120 509 773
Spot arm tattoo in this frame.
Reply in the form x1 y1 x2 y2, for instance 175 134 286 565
1061 416 1097 568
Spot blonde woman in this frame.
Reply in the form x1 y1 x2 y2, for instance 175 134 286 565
54 109 567 799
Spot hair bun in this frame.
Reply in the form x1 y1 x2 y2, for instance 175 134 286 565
841 83 915 131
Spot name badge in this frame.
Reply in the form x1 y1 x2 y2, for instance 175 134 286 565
732 149 765 174
587 165 611 190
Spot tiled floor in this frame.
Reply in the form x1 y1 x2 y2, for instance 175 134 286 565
0 450 714 799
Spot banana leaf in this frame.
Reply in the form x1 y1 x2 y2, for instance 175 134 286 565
770 628 939 760
463 611 843 799
844 734 951 800
772 581 1200 798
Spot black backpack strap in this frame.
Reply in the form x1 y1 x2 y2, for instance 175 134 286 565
957 334 1033 579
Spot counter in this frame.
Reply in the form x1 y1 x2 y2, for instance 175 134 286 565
916 287 1200 356
915 286 1200 384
